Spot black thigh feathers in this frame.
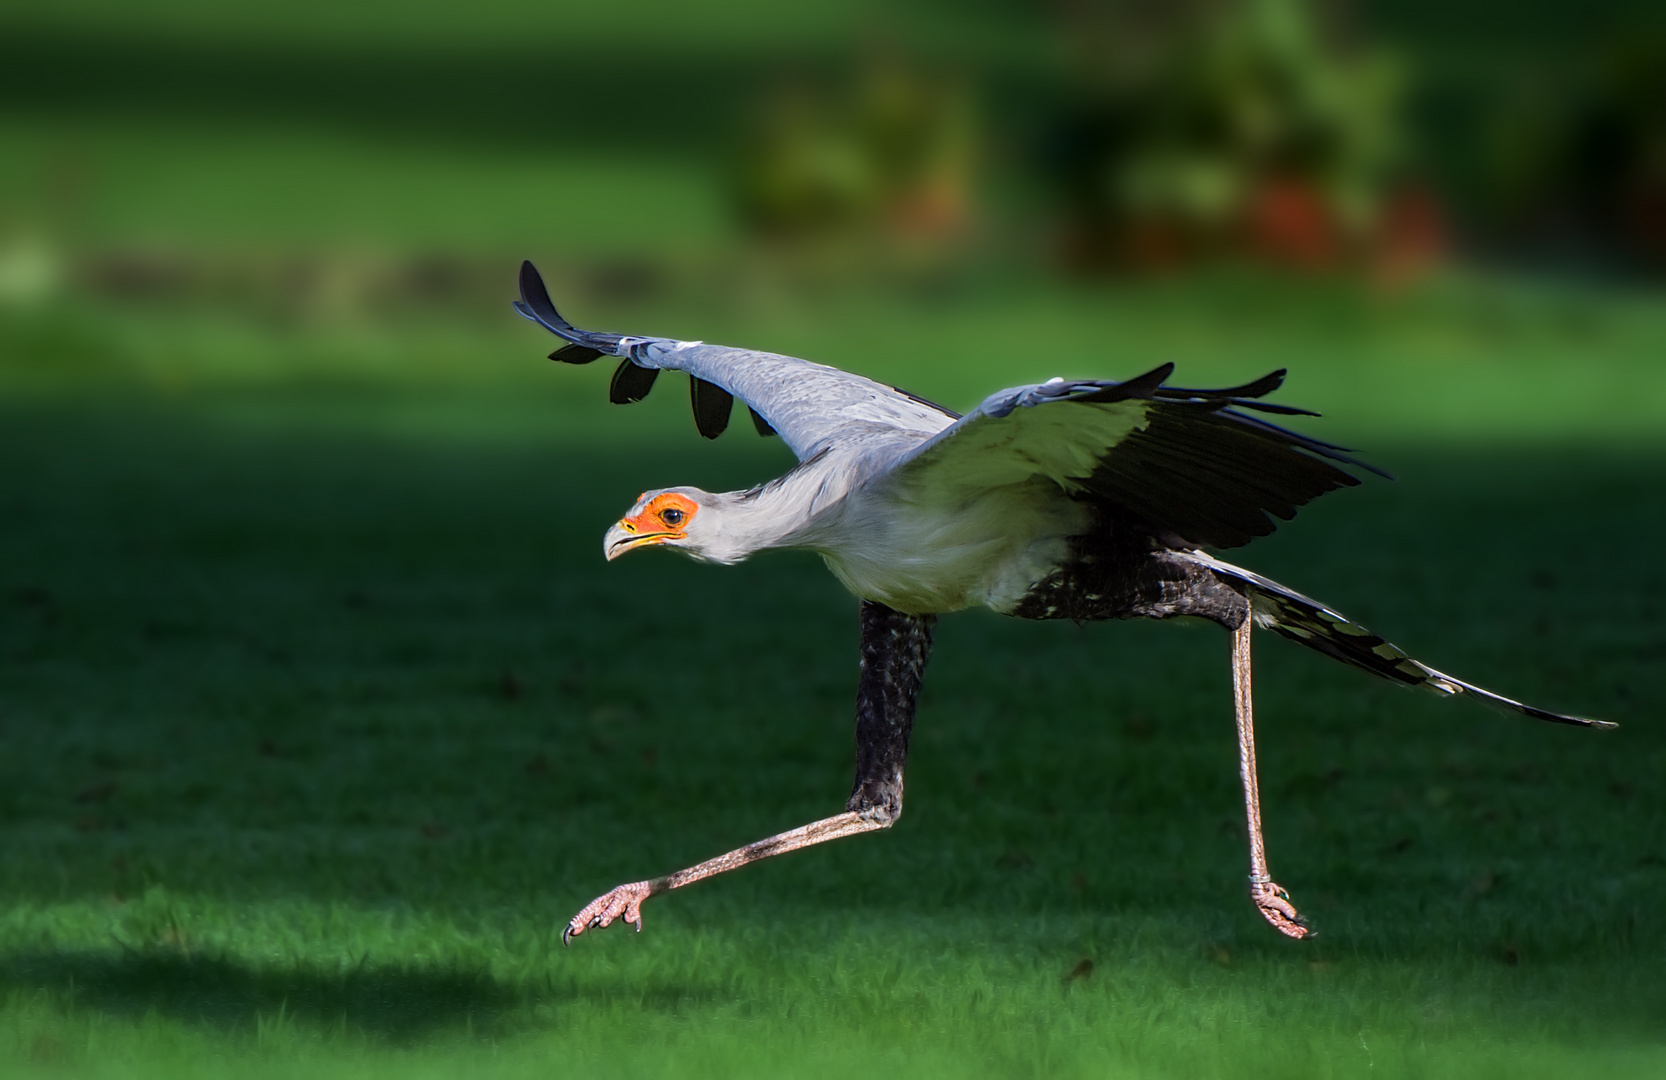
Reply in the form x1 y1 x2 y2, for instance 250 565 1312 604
847 601 937 824
1011 525 1250 629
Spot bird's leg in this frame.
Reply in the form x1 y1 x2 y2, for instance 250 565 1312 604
563 812 884 942
1234 614 1311 939
564 601 936 944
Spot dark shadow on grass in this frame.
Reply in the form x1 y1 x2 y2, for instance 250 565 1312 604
0 947 519 1042
0 397 1660 1019
0 946 729 1042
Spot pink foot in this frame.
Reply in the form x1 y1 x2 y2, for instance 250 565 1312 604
564 880 655 944
1251 879 1312 939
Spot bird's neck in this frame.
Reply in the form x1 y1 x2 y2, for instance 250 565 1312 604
702 459 858 564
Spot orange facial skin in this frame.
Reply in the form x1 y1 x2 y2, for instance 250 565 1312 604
606 492 699 561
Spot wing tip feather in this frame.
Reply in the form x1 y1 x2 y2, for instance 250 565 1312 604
609 359 659 404
690 376 734 438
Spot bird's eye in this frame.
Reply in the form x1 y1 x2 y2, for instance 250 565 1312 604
659 507 686 527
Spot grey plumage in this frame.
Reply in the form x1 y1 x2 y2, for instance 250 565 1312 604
521 260 1609 947
516 259 1603 726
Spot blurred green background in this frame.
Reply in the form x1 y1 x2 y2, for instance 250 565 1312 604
2 1 1664 1077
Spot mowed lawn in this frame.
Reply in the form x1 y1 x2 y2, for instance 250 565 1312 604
1 281 1664 1079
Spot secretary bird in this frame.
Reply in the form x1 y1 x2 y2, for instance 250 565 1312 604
513 261 1608 944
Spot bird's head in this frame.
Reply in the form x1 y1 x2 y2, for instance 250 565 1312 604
604 487 724 563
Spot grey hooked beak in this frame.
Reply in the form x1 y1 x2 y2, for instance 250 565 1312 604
603 519 679 561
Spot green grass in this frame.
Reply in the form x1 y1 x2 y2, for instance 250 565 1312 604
1 282 1664 1078
0 118 731 257
3 1 1665 1072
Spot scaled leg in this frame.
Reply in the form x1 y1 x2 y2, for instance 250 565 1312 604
1234 615 1311 939
564 601 935 943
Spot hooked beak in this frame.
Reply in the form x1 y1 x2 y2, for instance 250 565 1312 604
603 518 683 561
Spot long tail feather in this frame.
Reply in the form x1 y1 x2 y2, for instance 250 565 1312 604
1177 552 1614 729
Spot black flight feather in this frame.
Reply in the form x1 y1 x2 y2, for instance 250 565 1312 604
515 261 627 356
1215 400 1320 416
517 261 573 334
1071 396 1374 549
1080 363 1175 404
750 407 778 437
610 361 659 404
1087 367 1318 418
550 343 604 365
690 377 734 439
1157 369 1286 401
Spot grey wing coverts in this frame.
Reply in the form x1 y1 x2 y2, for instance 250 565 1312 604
889 365 1388 550
514 261 955 462
517 259 1376 544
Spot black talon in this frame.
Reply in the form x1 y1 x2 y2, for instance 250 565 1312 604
563 925 575 946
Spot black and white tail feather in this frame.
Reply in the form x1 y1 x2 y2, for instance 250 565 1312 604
1179 551 1613 729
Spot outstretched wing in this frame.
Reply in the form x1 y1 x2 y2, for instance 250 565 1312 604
886 365 1386 550
514 261 957 461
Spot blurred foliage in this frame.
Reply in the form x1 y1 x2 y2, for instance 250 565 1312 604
732 51 979 277
1484 28 1666 274
0 0 1659 338
1048 0 1429 276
